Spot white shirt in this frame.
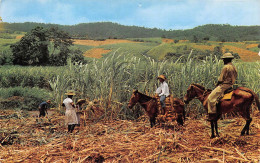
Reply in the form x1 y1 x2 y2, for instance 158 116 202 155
156 81 170 97
63 98 74 110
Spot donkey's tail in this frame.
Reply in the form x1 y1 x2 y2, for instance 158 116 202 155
183 105 186 121
253 92 260 111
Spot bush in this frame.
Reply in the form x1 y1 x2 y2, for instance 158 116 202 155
0 50 13 65
0 87 52 110
0 66 59 89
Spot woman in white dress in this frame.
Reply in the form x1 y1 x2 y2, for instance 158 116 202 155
62 91 78 133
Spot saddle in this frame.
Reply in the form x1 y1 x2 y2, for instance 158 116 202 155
156 95 180 122
219 87 234 101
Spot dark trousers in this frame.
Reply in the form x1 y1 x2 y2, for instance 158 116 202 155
39 110 46 117
68 124 76 133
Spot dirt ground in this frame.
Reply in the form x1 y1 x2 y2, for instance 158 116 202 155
0 109 259 162
83 48 112 58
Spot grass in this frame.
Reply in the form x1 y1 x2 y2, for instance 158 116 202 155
127 37 163 44
99 42 158 59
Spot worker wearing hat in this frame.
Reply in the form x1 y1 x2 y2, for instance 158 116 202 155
38 100 51 117
207 53 237 120
156 75 170 114
63 91 78 133
76 99 86 126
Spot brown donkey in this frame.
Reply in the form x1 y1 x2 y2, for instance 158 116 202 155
184 83 260 138
128 90 185 127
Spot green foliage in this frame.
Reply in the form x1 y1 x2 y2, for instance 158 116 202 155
146 43 211 61
47 53 259 117
10 26 75 66
0 87 51 110
0 50 13 65
100 42 157 59
0 54 259 116
127 37 162 44
146 43 175 60
213 46 222 59
11 27 50 65
3 22 260 41
69 49 86 64
0 66 63 88
0 33 16 39
48 27 73 66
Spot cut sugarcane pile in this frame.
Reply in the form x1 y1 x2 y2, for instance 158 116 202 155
0 109 259 162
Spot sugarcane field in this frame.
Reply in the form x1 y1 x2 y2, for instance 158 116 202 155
0 54 260 162
1 1 260 162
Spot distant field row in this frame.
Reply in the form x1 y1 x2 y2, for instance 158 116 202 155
1 36 260 62
72 38 260 62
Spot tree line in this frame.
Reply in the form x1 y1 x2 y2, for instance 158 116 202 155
2 22 260 41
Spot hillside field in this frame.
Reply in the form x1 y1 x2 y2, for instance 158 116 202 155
1 34 259 62
72 38 260 62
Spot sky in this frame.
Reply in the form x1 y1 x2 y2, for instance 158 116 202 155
0 0 259 30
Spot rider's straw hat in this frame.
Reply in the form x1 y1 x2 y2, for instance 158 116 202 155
221 53 234 59
65 91 76 96
157 75 166 80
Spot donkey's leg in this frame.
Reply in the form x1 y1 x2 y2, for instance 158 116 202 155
245 118 252 135
240 105 252 136
241 121 247 136
176 114 184 126
214 120 220 137
210 121 215 138
150 116 156 128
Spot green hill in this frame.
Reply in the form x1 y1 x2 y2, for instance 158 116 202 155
2 22 260 42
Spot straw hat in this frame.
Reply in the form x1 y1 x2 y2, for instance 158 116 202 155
65 91 76 96
221 53 234 59
76 99 86 105
157 75 166 80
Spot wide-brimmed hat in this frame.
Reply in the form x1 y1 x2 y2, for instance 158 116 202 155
76 99 86 105
221 53 234 59
157 75 166 80
65 91 76 96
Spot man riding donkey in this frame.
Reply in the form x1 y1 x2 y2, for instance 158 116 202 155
155 75 170 115
155 74 185 124
128 74 185 127
207 52 237 120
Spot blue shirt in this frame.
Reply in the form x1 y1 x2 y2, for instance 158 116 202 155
39 102 49 109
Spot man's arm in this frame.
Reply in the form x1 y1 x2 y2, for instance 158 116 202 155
71 102 75 108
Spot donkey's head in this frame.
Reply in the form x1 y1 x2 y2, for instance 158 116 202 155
128 90 140 108
184 84 204 104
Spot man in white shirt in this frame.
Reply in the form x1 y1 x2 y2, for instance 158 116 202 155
156 75 170 113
